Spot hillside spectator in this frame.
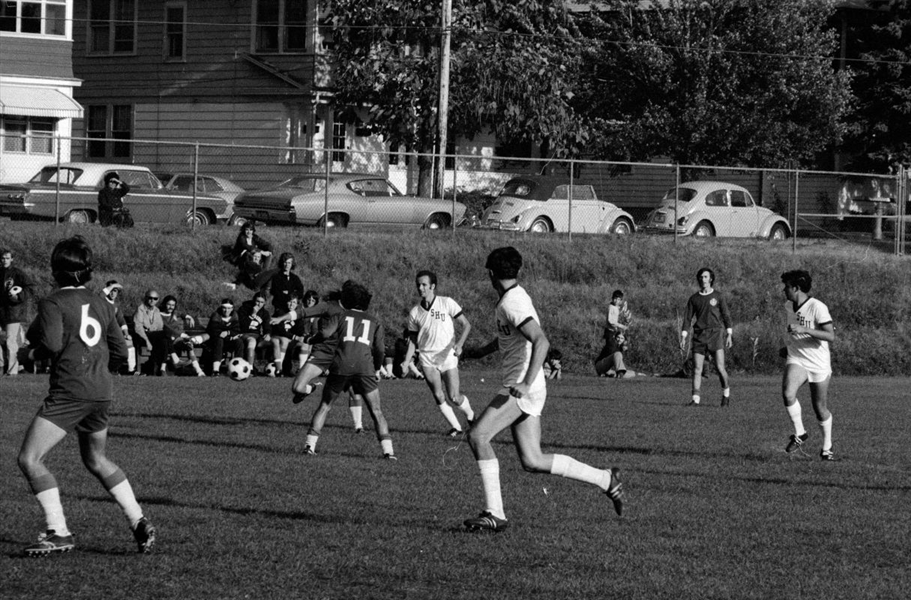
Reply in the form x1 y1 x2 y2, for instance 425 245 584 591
224 222 273 290
204 298 240 376
101 280 136 375
235 292 272 367
131 289 169 376
160 294 204 376
595 290 632 378
1 248 36 376
97 172 132 228
267 252 304 313
606 289 631 340
543 348 563 380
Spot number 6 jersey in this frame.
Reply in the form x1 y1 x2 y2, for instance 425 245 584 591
27 287 128 401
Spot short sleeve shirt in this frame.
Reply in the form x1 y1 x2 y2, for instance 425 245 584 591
785 298 832 371
406 295 463 363
495 285 544 390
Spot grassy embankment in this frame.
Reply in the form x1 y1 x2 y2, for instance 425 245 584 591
3 221 911 375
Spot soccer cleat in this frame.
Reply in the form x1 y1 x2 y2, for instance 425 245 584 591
355 427 364 434
605 468 625 516
686 400 700 406
304 445 316 455
464 511 509 533
292 384 314 404
820 448 836 461
132 517 156 554
721 396 730 407
383 453 398 461
24 530 75 557
785 432 809 453
446 428 463 438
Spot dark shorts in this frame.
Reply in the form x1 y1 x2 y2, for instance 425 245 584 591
692 329 724 354
325 373 378 397
37 396 111 434
307 347 335 371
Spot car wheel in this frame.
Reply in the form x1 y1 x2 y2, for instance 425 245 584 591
610 217 633 235
65 209 92 225
319 213 346 228
528 217 552 233
187 210 212 227
227 214 248 227
425 214 449 230
693 221 715 237
769 223 789 241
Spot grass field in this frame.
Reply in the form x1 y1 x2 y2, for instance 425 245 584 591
1 371 909 599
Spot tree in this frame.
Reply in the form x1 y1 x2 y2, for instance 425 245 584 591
579 0 852 168
327 0 590 195
840 0 911 171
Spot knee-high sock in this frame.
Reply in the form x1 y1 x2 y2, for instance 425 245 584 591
550 454 612 491
458 396 474 421
477 459 505 520
438 403 461 430
818 415 833 451
350 405 363 429
102 469 144 527
787 402 806 436
30 474 69 535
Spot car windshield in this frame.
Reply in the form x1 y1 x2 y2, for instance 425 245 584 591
30 167 84 185
279 177 326 192
499 180 537 198
661 187 698 203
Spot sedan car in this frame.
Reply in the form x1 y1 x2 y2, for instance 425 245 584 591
478 176 635 235
163 173 245 222
231 173 465 229
0 163 227 226
642 181 790 239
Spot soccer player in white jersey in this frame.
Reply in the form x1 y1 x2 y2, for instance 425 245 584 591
779 270 837 460
401 270 475 436
462 247 625 533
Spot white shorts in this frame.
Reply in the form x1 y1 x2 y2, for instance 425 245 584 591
418 350 458 373
501 383 547 417
786 357 831 383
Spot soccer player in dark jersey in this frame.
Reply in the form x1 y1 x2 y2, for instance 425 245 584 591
303 282 396 459
17 236 156 556
679 267 733 406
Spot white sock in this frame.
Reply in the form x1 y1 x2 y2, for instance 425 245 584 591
787 402 806 436
819 415 833 451
306 434 319 450
35 488 69 535
722 388 730 398
108 480 144 527
350 405 363 429
438 403 462 430
381 438 394 456
275 351 285 367
691 394 700 404
550 454 612 491
127 346 136 371
478 459 505 520
192 360 204 375
458 396 475 421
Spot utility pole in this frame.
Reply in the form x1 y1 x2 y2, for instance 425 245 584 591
435 0 452 199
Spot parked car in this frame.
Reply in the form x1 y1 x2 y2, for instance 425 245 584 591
0 163 227 226
642 181 791 239
231 173 465 229
477 176 636 234
163 173 245 222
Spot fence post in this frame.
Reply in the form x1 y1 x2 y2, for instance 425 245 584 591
452 153 458 232
674 164 680 244
568 160 574 242
792 170 799 254
54 134 62 227
323 149 330 236
191 142 199 231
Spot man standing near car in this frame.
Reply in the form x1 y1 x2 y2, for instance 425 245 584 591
1 248 35 376
97 172 130 227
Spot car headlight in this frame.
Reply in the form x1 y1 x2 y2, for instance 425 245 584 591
677 215 689 227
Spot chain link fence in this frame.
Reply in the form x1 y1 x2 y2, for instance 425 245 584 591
1 134 907 253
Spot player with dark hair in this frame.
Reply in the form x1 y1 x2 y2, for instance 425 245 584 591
679 267 733 406
779 270 837 460
303 282 395 459
400 269 475 436
17 236 155 556
462 246 624 532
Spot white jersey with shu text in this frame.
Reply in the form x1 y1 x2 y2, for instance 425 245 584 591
407 295 463 364
784 298 833 372
495 285 545 391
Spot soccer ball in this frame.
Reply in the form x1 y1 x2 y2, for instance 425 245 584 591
264 362 279 378
227 357 252 381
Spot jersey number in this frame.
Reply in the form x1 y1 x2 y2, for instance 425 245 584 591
79 304 102 347
342 317 372 346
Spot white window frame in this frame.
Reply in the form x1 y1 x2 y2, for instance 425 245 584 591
1 116 55 155
0 0 69 38
87 0 137 56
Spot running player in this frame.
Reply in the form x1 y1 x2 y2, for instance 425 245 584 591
679 267 733 406
779 270 837 460
17 236 156 556
303 282 395 459
462 247 624 532
400 270 475 436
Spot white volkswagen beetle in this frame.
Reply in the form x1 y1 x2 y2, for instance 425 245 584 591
642 181 790 239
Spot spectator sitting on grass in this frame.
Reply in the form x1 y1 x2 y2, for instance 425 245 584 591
160 294 204 377
544 348 563 380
